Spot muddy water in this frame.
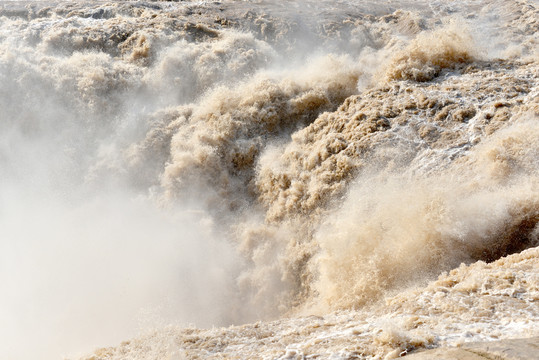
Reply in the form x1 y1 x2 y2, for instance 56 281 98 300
0 0 537 359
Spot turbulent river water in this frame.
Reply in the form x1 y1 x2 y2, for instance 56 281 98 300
0 0 538 359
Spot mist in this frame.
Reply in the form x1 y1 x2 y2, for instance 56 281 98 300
0 188 243 359
0 78 243 358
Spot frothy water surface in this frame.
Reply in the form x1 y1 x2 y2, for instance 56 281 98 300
0 0 537 359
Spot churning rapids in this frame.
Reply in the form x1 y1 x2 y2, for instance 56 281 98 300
0 0 538 359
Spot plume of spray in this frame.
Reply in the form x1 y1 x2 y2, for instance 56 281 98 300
311 117 539 312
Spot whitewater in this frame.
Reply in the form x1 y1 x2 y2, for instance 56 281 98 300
0 0 537 359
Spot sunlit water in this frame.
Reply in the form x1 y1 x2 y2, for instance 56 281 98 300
0 0 537 358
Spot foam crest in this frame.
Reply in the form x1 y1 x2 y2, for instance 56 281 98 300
384 20 478 82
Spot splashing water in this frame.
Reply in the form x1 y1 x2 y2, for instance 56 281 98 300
0 0 537 359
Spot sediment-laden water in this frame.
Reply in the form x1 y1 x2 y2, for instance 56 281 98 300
0 0 537 359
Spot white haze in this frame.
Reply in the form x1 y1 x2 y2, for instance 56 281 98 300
0 158 242 359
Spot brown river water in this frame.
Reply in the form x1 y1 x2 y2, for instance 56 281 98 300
0 0 537 358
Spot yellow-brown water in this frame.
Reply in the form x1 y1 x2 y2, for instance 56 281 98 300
0 0 537 359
